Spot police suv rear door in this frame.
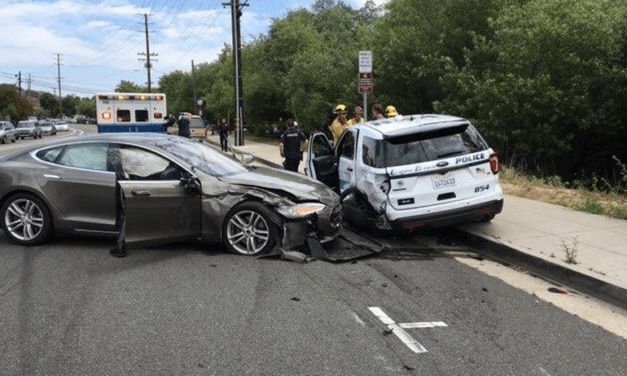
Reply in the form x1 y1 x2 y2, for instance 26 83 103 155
384 122 498 211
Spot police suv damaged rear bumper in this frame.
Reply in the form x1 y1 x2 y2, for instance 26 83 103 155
388 199 504 231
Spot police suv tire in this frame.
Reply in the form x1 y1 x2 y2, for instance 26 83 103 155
222 201 278 256
1 193 53 246
340 188 376 229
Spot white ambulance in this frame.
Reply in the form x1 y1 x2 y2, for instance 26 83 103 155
96 93 167 133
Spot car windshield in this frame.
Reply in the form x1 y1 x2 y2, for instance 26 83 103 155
189 118 204 128
154 138 250 177
363 124 489 168
17 122 29 128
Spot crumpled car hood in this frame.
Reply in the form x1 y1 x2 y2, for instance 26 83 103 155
220 166 339 206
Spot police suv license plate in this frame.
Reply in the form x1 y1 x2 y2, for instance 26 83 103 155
432 174 456 189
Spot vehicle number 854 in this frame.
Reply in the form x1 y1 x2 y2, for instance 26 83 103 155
475 184 490 193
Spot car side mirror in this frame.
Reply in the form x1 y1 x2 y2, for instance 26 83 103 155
180 174 201 192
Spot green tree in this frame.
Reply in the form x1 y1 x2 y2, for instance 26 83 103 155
435 0 627 179
115 80 147 93
39 92 58 116
0 85 33 122
62 95 80 116
76 99 95 118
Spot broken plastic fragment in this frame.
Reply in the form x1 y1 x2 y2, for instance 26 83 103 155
548 287 567 294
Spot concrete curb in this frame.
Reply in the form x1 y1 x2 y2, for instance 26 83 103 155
449 227 627 312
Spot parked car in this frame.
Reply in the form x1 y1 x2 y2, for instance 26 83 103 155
15 120 42 139
53 120 69 132
0 133 342 255
0 121 18 144
38 121 57 136
166 113 207 138
189 115 208 138
306 114 503 231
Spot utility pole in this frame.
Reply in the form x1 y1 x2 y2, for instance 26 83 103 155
192 60 198 114
138 13 158 92
16 71 21 94
57 53 63 116
223 0 248 146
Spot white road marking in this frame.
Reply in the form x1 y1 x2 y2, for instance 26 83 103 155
353 312 365 326
399 322 448 329
368 307 447 354
538 366 552 376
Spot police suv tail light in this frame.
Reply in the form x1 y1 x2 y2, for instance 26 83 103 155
489 153 499 174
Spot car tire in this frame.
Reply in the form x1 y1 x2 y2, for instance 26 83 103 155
222 201 278 255
1 193 53 246
339 187 377 229
1 135 6 144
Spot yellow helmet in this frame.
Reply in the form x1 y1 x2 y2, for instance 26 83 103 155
336 104 347 113
386 105 398 118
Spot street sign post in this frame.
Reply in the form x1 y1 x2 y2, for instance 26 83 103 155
358 51 373 119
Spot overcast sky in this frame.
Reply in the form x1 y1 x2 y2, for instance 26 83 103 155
0 0 387 97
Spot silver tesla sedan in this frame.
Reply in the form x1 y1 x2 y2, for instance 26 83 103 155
0 133 342 255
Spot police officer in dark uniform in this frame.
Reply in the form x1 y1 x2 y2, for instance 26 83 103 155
280 118 308 172
177 113 191 138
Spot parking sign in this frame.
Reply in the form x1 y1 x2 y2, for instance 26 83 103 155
359 51 372 73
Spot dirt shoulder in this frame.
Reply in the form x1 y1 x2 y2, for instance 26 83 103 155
500 170 627 220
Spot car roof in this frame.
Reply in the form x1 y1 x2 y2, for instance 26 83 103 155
358 114 470 139
2 133 192 161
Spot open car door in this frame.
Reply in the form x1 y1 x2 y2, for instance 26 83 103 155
306 132 338 189
112 145 202 248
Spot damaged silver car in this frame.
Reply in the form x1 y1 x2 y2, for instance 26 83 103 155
0 133 342 255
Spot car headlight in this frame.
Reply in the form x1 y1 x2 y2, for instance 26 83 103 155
276 203 327 218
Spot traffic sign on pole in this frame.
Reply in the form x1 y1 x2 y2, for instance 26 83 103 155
358 72 373 93
359 51 372 73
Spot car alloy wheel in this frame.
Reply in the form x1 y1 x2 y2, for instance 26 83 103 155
223 202 278 255
1 193 52 246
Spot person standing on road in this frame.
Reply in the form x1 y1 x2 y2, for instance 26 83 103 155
348 105 365 126
329 104 349 146
372 103 384 120
280 118 308 173
218 117 229 152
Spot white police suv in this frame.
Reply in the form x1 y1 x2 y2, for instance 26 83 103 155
306 114 503 231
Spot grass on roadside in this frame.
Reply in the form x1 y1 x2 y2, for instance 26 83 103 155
499 167 627 220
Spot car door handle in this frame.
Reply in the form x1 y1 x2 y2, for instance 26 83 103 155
347 167 353 172
43 174 61 180
132 190 151 196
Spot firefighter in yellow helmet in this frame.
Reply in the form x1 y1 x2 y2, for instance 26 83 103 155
385 105 398 118
329 104 349 145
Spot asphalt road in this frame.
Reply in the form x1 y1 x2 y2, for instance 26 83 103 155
1 125 626 375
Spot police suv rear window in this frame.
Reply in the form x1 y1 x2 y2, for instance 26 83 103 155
366 124 488 168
